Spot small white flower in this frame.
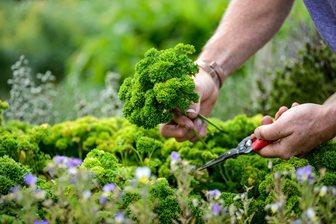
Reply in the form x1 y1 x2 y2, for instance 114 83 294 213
68 167 78 175
192 199 199 207
34 189 46 200
319 186 327 197
135 167 151 183
268 161 273 169
271 203 279 213
305 208 316 220
82 190 91 200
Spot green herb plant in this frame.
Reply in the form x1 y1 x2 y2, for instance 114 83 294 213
118 43 225 135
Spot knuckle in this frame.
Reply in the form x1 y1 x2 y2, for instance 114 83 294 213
160 127 168 137
280 106 288 111
176 128 187 138
280 153 292 160
255 127 265 139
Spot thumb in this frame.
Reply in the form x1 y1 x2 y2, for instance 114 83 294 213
187 102 200 119
254 122 288 141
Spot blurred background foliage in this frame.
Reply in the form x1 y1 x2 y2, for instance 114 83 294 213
1 0 331 123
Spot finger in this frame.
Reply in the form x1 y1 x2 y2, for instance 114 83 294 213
199 122 208 137
256 139 293 159
291 102 299 107
190 136 198 143
254 122 290 141
187 102 200 119
189 122 207 142
160 123 188 139
275 106 288 120
187 118 204 139
176 132 195 142
262 115 273 125
194 118 203 132
173 112 194 129
253 116 273 138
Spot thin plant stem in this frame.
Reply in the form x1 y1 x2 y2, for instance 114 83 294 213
198 114 227 133
193 129 209 150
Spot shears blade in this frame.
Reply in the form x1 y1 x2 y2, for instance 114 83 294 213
198 136 255 171
198 147 242 171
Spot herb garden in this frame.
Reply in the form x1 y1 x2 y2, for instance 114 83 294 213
0 1 336 224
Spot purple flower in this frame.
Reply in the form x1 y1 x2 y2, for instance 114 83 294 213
296 165 314 183
170 151 181 161
66 158 82 168
34 220 49 224
10 186 21 194
208 189 221 200
211 203 222 216
115 212 124 223
24 173 37 186
53 156 82 168
53 155 68 165
99 195 108 205
103 183 116 192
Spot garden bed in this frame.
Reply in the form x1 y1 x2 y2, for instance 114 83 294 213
0 114 335 223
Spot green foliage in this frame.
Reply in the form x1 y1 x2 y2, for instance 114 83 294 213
119 43 199 129
42 116 126 158
0 100 8 125
136 136 163 161
0 123 50 173
0 112 335 223
82 148 127 185
257 43 336 114
0 0 228 90
0 156 29 195
306 141 336 172
150 178 180 224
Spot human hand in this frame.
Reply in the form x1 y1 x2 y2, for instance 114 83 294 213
254 103 336 159
160 68 219 142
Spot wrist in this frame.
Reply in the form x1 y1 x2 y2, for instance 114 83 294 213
195 68 220 94
195 59 228 89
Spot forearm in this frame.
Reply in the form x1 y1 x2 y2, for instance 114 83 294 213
198 0 294 77
324 103 336 139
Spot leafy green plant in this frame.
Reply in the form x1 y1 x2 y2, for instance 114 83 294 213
0 105 336 223
119 43 199 129
0 156 29 195
257 42 336 115
0 100 8 126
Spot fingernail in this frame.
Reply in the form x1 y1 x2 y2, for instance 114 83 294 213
187 109 196 114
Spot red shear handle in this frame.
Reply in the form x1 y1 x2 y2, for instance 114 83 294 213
251 138 272 151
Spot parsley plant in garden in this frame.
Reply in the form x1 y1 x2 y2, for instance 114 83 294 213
118 43 199 129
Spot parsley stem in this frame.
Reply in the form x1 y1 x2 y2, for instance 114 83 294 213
198 114 226 133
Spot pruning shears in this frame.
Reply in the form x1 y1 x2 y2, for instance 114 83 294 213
198 136 272 171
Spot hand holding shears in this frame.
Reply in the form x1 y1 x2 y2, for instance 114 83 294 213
198 136 272 170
